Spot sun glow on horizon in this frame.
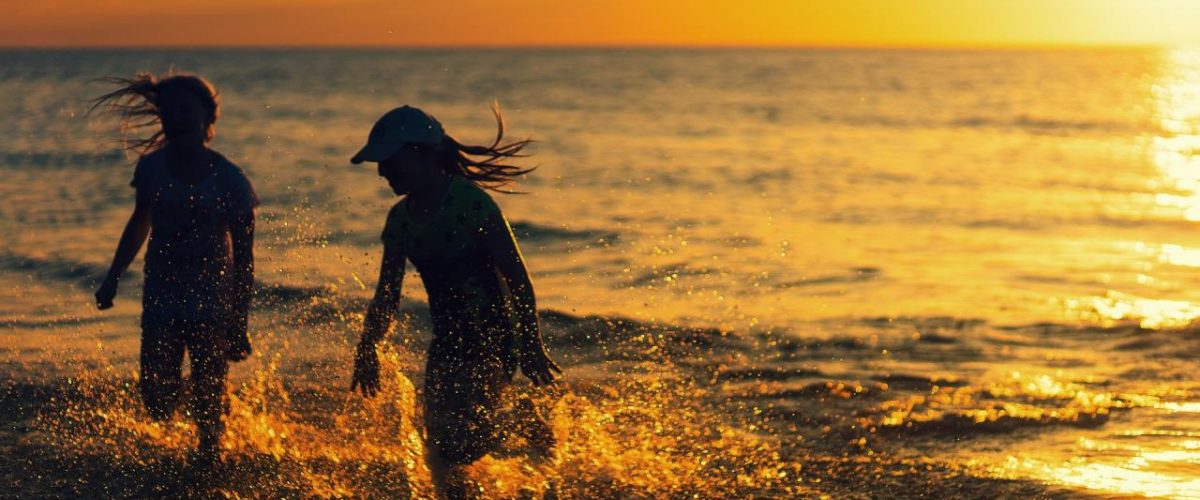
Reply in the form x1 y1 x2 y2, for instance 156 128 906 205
2 0 1200 48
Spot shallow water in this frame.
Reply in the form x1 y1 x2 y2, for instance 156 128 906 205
3 47 1200 497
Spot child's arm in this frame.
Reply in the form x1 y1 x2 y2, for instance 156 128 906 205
480 211 562 386
350 241 406 397
228 208 255 336
95 200 151 309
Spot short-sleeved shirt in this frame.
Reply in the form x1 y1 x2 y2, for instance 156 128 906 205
382 176 512 312
381 175 522 346
132 148 259 324
382 175 521 464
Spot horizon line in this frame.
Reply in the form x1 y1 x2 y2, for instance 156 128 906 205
0 41 1181 52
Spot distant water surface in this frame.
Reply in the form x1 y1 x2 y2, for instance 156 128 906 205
2 48 1200 497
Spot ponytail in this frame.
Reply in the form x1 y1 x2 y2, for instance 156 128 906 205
439 103 535 193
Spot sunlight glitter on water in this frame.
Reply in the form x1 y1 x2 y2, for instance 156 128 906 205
1153 49 1200 221
1061 50 1200 330
1005 458 1200 499
1155 243 1200 268
1158 402 1200 413
980 410 1200 498
1061 291 1200 329
992 52 1200 497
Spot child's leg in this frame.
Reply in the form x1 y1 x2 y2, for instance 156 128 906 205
426 444 480 500
227 331 251 362
511 394 560 500
139 321 185 421
226 323 251 362
514 396 557 463
187 327 230 456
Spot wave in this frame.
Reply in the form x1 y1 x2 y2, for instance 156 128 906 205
0 251 352 310
856 315 986 330
818 113 1152 136
962 213 1200 232
950 115 1152 135
538 309 754 365
318 220 620 249
0 251 117 289
877 404 1113 436
6 246 1183 356
714 366 823 382
0 316 111 329
622 262 715 287
0 150 126 169
7 245 1192 367
774 267 882 288
820 209 1200 233
871 373 969 391
509 222 619 245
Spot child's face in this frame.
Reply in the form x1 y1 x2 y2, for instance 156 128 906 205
378 144 436 195
157 88 209 147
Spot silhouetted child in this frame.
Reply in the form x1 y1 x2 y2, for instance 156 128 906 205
92 72 258 466
348 105 561 497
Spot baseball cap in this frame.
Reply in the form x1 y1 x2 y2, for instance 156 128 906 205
350 105 445 164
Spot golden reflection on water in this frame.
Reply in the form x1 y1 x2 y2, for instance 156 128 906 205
1156 243 1200 267
1022 48 1200 499
1158 402 1200 413
1061 290 1200 329
1152 48 1200 219
964 372 1200 499
1096 48 1200 328
1061 50 1200 330
999 457 1200 498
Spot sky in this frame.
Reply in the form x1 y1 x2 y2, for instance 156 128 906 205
2 0 1199 48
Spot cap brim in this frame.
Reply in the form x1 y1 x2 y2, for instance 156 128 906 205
349 142 400 164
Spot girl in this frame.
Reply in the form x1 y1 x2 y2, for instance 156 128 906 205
348 105 561 495
92 72 258 465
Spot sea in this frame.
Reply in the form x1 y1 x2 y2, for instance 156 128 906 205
2 47 1200 498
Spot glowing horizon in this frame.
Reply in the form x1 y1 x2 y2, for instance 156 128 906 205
3 0 1200 49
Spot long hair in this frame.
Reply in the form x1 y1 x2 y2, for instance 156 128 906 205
436 103 535 193
88 72 220 158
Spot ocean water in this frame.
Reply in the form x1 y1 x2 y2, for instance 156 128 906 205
2 48 1200 497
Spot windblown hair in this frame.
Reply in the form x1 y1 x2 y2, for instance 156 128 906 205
88 72 220 158
435 103 535 193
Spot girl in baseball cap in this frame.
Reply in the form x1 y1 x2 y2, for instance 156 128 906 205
348 104 562 496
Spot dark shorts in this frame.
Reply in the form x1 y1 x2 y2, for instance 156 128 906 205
423 311 518 465
139 316 230 429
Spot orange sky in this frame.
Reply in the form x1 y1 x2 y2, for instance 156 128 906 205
3 0 1199 48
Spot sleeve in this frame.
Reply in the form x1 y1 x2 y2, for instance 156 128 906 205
380 202 407 249
225 164 261 214
129 160 142 188
129 156 152 205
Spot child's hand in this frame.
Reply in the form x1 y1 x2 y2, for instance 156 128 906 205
350 342 381 398
95 277 118 310
520 342 563 387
